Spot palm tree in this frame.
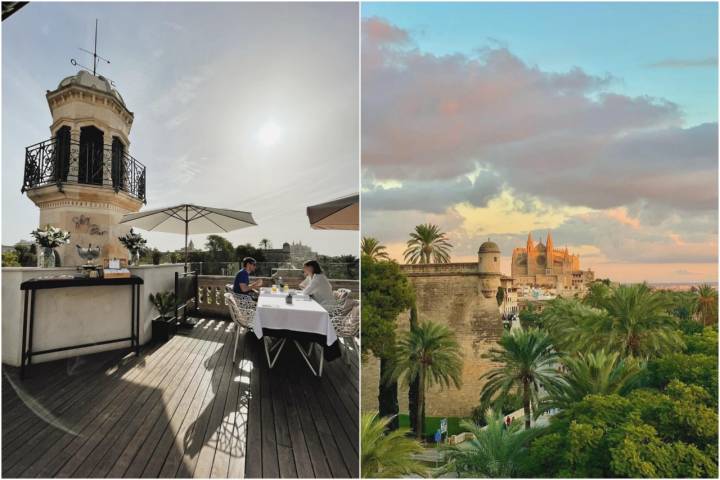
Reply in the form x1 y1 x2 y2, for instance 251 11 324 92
403 224 452 264
583 281 611 309
543 285 682 358
361 412 428 478
540 350 643 414
695 284 718 327
443 409 537 478
258 238 272 250
361 236 390 261
585 284 682 358
480 328 563 429
670 291 698 322
386 321 463 439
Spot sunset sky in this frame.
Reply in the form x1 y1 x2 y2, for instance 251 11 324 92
2 2 358 256
361 2 718 283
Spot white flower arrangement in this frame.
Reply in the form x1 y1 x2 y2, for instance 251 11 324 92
31 225 71 248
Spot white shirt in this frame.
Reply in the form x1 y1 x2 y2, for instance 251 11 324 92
301 273 334 309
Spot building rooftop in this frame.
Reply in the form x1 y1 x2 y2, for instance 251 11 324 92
55 70 126 107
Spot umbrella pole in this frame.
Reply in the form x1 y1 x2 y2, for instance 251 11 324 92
184 205 189 273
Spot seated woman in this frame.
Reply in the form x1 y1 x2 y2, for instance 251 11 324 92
301 260 334 308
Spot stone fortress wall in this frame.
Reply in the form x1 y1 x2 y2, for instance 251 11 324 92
361 242 505 418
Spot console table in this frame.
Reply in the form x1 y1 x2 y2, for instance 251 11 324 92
19 275 144 379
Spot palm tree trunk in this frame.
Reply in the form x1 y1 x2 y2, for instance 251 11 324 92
523 379 531 430
378 357 399 430
408 305 420 436
417 367 425 440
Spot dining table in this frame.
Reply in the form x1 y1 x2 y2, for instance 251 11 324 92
253 287 340 376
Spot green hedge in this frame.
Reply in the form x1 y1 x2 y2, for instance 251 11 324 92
397 413 465 437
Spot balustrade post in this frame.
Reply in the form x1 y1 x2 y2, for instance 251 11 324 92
67 128 80 182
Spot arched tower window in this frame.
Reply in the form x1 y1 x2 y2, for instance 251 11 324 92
111 136 125 191
79 126 104 185
54 126 71 182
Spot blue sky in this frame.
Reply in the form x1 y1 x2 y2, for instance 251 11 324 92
2 2 359 256
361 2 718 283
363 1 717 126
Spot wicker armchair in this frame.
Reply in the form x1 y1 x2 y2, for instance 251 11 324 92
330 300 359 365
334 288 352 300
224 292 256 363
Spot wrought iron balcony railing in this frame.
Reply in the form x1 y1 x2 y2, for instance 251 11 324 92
22 137 147 203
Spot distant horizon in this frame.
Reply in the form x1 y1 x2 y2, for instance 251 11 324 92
1 235 358 259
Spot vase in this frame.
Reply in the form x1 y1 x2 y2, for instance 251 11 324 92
37 247 56 268
130 250 140 266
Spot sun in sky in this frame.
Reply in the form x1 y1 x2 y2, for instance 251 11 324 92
256 121 283 147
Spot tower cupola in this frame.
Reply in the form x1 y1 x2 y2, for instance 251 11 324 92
478 239 501 274
21 31 147 266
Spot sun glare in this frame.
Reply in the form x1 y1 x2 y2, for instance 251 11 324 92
257 121 282 147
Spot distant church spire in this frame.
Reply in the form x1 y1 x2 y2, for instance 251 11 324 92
546 231 553 264
526 231 534 252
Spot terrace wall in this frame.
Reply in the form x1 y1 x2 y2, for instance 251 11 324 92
1 264 183 366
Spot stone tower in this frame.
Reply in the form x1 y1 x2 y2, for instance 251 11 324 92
478 239 502 298
22 70 146 266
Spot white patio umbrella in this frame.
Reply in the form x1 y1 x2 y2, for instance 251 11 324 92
306 193 358 231
119 204 257 271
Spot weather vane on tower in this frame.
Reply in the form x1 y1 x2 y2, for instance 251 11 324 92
70 19 111 77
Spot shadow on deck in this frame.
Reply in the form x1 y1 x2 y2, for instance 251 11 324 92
2 318 359 478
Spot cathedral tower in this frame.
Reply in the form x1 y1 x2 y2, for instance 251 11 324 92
545 231 554 273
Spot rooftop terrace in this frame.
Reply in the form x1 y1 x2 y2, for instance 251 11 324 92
2 317 358 478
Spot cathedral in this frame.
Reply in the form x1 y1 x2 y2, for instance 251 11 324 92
511 231 594 293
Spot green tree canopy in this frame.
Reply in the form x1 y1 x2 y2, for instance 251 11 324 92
2 250 20 267
361 256 415 358
234 243 266 263
361 256 415 425
205 234 235 262
543 284 682 358
522 387 718 478
542 350 643 415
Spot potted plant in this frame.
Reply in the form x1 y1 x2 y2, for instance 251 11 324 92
149 291 177 342
119 228 147 266
31 225 71 268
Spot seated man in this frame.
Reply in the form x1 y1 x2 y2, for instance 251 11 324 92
233 257 262 300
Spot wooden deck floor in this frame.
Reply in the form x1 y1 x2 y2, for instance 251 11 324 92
2 318 359 478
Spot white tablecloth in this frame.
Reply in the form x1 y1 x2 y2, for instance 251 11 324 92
253 293 337 345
